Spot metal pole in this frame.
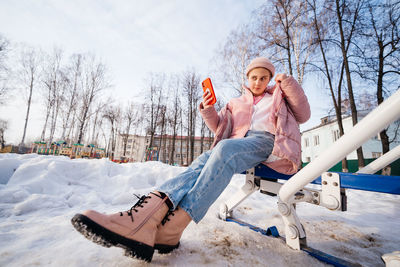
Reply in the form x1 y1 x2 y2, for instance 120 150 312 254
279 89 400 203
357 145 400 174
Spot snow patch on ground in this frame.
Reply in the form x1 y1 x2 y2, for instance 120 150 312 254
0 153 399 266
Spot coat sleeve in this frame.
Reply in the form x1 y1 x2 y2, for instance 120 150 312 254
279 76 311 124
199 102 220 133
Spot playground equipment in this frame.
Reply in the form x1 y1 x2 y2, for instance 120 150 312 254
31 141 47 154
71 143 84 158
32 140 68 156
50 141 67 155
219 89 400 266
93 147 105 159
30 141 105 159
59 147 73 157
145 147 159 161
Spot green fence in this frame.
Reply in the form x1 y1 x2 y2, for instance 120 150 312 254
302 158 400 176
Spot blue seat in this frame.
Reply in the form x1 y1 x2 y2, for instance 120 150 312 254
251 164 293 180
251 164 400 195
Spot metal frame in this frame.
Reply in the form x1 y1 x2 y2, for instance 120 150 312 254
357 145 400 174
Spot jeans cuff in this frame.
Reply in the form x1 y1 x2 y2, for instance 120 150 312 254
178 204 198 223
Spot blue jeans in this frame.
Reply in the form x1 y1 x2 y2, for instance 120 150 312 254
157 130 275 223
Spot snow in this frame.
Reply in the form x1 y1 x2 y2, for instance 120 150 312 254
1 153 399 267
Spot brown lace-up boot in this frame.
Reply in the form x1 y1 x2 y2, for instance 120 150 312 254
154 206 192 254
71 191 169 262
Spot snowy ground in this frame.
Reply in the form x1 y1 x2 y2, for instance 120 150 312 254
0 153 399 267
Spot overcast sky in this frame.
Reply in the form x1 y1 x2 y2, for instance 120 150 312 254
0 0 328 145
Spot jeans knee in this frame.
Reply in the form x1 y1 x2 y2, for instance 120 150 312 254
213 139 236 158
214 139 230 152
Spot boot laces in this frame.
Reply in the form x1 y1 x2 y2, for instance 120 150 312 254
120 194 150 222
161 209 176 225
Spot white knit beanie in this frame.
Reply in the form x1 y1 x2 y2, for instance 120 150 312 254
245 57 275 77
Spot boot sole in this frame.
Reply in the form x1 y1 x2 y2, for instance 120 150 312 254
154 242 180 254
71 214 154 262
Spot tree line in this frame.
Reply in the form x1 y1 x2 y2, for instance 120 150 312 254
0 38 213 164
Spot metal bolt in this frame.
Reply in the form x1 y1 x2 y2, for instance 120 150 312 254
322 181 327 185
314 192 319 197
327 173 332 177
313 199 318 204
288 225 298 239
333 182 338 186
278 202 290 216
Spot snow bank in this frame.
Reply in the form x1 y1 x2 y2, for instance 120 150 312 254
0 153 399 266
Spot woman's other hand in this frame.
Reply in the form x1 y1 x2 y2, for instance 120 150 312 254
275 73 288 83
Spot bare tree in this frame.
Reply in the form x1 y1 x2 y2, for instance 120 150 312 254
199 120 207 154
40 72 53 142
308 0 349 171
167 76 182 165
18 46 41 150
0 35 10 105
121 101 139 157
76 54 109 144
40 48 65 144
215 25 262 95
0 119 7 149
158 79 171 162
89 100 108 146
182 70 201 164
60 54 82 142
0 36 10 150
358 0 400 174
179 107 184 166
256 0 317 85
334 0 366 167
144 73 165 150
158 104 168 162
103 103 121 159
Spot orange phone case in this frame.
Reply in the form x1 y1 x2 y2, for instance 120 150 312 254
201 78 216 105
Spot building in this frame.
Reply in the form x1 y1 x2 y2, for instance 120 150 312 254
114 134 147 163
114 134 213 165
301 112 400 163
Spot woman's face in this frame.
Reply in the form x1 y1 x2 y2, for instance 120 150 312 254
247 68 271 96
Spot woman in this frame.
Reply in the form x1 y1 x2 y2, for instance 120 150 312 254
71 57 311 262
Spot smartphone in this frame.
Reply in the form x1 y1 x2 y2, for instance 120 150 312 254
201 78 216 105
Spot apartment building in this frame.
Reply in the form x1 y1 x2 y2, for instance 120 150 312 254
114 134 213 165
301 113 400 163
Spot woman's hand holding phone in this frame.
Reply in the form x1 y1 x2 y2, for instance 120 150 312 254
201 78 216 108
202 89 214 108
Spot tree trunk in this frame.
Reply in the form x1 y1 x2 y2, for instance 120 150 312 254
20 73 34 150
335 0 365 167
377 42 391 155
310 0 348 171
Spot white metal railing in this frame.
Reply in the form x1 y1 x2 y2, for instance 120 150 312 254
357 145 400 174
279 89 400 203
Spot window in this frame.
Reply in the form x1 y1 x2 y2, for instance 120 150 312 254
304 138 309 147
128 139 132 143
332 129 340 142
314 135 320 146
